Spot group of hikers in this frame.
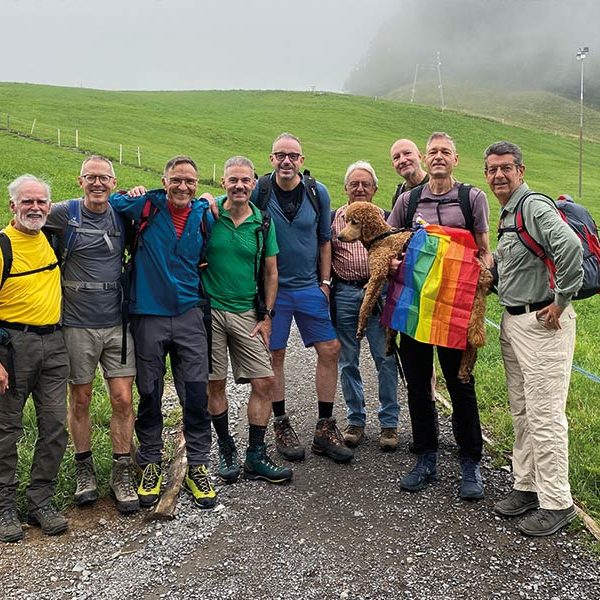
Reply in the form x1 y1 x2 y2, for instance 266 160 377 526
0 131 585 544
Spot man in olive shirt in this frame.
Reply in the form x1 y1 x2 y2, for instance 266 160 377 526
204 156 292 485
484 140 583 537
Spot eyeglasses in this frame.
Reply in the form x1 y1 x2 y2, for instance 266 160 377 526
168 177 198 187
81 174 114 184
347 181 374 191
272 152 302 162
484 164 519 176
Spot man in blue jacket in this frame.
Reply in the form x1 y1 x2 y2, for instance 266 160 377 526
111 156 216 509
254 133 352 464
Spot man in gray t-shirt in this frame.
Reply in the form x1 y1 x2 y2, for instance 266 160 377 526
44 155 138 514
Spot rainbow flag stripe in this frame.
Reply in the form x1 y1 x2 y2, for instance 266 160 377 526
381 224 480 350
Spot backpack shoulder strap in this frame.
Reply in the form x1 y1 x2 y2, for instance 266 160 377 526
0 232 13 291
330 208 338 225
406 184 425 227
457 184 474 233
256 174 273 211
391 183 404 209
62 199 82 263
131 197 159 256
302 170 320 217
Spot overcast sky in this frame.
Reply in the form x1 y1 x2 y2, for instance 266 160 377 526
0 0 396 92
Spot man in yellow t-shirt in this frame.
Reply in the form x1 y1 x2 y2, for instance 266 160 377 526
0 175 69 543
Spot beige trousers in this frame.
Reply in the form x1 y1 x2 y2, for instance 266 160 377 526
499 305 576 510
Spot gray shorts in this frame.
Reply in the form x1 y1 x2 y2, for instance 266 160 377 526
210 309 273 384
63 325 136 384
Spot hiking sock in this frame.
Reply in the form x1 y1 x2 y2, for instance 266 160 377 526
272 400 286 418
317 401 333 419
211 410 231 440
113 453 130 461
75 450 93 462
248 424 268 449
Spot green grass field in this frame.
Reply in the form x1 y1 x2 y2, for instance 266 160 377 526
1 83 599 521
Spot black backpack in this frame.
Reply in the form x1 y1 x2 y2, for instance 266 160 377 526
406 183 474 233
255 169 321 217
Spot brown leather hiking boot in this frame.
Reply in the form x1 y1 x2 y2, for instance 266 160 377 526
312 417 354 463
273 414 305 461
379 428 399 452
343 425 365 448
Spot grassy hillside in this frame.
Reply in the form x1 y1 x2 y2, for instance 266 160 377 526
386 80 600 143
1 84 599 520
1 83 600 222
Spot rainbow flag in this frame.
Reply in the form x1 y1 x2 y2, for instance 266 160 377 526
381 224 480 350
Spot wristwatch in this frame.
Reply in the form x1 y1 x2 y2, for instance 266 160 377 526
265 308 276 318
321 279 332 287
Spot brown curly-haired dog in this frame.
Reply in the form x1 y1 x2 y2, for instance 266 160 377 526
338 201 492 382
338 202 412 340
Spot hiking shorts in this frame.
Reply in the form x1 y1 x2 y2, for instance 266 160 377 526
209 309 273 384
63 325 136 384
270 286 337 351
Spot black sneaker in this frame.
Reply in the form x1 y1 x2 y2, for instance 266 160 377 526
273 414 305 461
217 436 241 484
312 417 354 463
243 444 293 484
400 452 438 492
74 455 98 505
27 504 68 536
459 457 484 500
0 508 23 543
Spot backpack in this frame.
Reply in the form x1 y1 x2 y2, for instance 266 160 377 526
0 231 59 290
407 183 474 234
498 192 600 300
251 210 273 320
255 169 321 217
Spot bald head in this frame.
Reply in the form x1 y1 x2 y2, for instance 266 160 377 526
390 138 426 187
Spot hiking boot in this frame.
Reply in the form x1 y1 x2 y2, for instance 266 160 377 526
243 444 293 484
459 457 484 500
273 414 305 461
27 504 68 536
137 463 163 507
217 436 241 484
343 424 365 448
184 465 217 509
0 508 23 543
518 506 577 537
379 428 399 452
74 455 98 505
400 452 438 492
312 417 354 463
109 456 140 514
494 490 539 517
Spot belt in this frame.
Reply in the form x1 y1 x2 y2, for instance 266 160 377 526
0 321 62 335
336 278 368 288
505 299 553 316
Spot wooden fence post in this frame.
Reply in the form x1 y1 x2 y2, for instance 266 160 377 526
137 147 141 167
119 144 123 165
58 128 61 147
30 119 36 136
75 129 79 148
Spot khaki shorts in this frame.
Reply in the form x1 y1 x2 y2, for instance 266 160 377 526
63 325 136 384
210 309 273 384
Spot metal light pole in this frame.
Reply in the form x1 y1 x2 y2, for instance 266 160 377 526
576 46 590 199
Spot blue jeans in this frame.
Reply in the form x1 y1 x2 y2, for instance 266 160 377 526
334 282 399 428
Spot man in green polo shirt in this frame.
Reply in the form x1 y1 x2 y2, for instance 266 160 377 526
203 156 292 485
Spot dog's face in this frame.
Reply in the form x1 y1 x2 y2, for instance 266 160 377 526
338 201 386 244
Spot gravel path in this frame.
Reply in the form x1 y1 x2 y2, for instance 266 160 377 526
1 330 598 600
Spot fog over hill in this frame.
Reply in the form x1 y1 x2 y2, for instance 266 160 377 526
345 0 600 105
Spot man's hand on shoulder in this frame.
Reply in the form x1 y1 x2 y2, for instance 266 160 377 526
199 193 219 220
127 186 147 197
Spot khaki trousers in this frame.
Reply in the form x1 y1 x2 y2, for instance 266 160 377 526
499 305 576 510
